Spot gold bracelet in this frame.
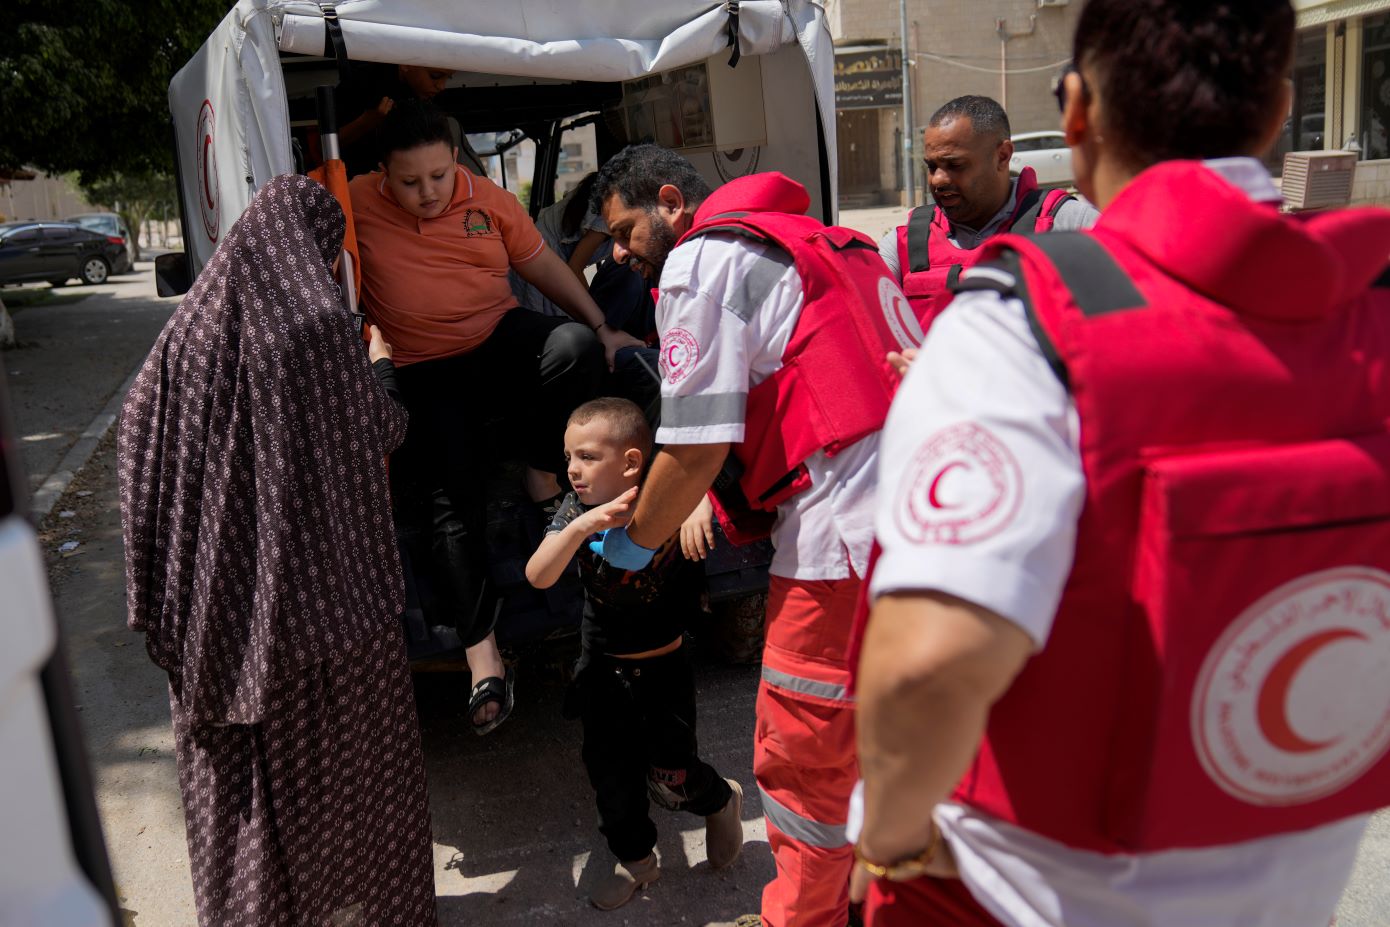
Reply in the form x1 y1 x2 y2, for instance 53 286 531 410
854 822 941 882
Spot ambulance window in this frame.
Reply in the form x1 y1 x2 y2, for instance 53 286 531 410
554 121 599 203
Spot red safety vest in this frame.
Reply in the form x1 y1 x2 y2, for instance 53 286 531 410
945 161 1390 853
896 167 1073 330
675 173 912 525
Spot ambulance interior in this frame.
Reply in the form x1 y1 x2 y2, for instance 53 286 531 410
276 45 831 220
260 52 793 660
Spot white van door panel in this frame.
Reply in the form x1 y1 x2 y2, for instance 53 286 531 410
0 518 110 926
170 5 293 271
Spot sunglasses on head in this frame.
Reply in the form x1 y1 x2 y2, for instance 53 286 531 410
1053 63 1085 114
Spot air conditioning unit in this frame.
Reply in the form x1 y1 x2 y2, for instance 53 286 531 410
1282 150 1357 210
1037 0 1069 7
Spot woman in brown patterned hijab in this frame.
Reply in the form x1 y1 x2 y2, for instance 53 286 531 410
118 175 436 926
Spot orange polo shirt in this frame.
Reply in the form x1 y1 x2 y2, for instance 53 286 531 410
349 166 545 366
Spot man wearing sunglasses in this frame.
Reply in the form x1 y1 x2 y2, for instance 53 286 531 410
878 94 1098 331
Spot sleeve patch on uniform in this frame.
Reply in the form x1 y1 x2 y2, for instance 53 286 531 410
660 327 702 384
896 423 1023 546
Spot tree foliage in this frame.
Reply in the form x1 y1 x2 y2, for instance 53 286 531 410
0 0 231 185
80 171 179 258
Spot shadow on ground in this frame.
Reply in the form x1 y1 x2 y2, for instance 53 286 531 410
415 656 772 926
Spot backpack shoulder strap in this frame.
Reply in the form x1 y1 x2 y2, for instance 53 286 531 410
1008 186 1045 232
1041 189 1075 220
949 232 1147 388
905 205 936 273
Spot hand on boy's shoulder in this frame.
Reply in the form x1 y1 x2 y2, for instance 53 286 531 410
575 486 638 536
548 486 640 538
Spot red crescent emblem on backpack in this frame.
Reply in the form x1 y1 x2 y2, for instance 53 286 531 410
1193 567 1390 806
1256 628 1366 753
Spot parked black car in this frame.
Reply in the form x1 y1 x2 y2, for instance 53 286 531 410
66 212 137 273
0 222 128 287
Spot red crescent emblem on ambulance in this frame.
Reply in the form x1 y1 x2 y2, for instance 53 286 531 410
896 423 1022 545
661 327 700 385
195 99 220 243
1193 567 1390 806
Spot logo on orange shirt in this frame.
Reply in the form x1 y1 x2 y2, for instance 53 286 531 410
461 208 494 237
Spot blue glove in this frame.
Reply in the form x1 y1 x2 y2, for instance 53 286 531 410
588 526 657 571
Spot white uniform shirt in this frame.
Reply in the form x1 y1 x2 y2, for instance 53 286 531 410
859 159 1367 927
654 233 877 581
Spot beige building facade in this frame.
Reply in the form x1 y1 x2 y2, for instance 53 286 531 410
826 0 1080 207
1284 0 1390 205
829 0 1390 209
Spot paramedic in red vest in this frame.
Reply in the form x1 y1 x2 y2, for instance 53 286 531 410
853 1 1390 925
590 144 909 927
881 95 1098 330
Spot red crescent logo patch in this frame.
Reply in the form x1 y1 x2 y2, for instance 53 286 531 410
895 423 1022 545
660 327 701 385
1192 566 1390 806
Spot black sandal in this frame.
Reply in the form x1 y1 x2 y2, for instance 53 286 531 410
468 667 515 736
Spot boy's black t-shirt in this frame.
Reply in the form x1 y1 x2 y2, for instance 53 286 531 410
545 491 702 656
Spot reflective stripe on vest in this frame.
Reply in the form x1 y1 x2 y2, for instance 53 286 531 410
758 784 849 848
761 664 854 705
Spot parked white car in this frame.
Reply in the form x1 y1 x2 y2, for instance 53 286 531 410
1010 130 1073 189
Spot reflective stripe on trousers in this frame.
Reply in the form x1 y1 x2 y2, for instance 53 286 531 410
760 665 854 706
756 575 861 927
759 784 849 849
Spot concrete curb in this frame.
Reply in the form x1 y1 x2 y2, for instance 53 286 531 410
29 367 138 522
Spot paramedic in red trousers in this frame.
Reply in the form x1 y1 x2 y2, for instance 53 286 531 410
852 1 1390 925
590 144 912 926
880 95 1097 331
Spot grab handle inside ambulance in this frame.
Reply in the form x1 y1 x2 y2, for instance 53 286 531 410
313 84 364 336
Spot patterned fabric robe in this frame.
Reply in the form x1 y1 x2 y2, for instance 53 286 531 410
118 175 436 926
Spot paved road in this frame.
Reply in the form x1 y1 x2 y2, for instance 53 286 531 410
2 265 178 494
7 229 1390 927
43 435 772 926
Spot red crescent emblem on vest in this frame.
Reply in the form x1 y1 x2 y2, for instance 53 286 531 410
1256 628 1366 753
1193 567 1390 806
877 276 923 351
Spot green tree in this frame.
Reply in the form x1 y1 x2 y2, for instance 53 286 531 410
0 1 230 184
0 2 228 346
80 171 178 260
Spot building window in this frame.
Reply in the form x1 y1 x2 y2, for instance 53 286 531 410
1360 13 1390 159
1268 29 1327 173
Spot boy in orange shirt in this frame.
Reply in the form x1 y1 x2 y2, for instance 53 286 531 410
349 101 643 733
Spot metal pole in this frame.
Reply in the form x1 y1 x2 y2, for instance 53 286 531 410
899 0 915 206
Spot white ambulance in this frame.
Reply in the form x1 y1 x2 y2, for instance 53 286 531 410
161 0 840 286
